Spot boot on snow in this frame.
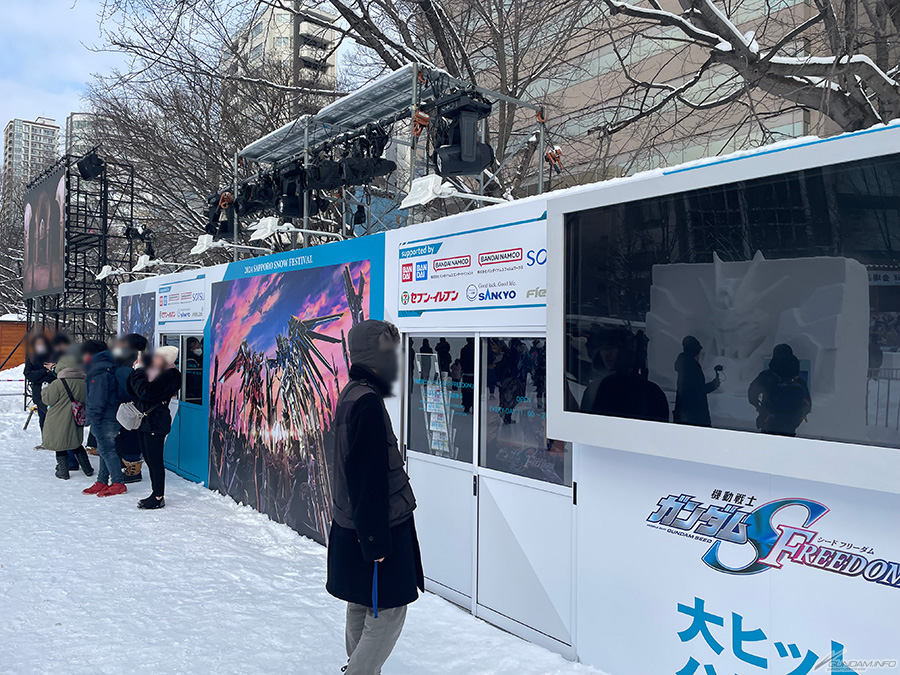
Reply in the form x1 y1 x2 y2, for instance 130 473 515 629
121 458 143 484
137 495 165 510
55 452 70 480
73 447 94 477
98 483 127 497
82 482 107 495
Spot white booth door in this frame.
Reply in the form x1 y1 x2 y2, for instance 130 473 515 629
406 334 575 655
475 337 574 654
406 335 476 605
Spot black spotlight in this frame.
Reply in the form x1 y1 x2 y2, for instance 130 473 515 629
432 91 494 177
276 179 303 218
340 155 374 186
235 175 278 219
372 157 397 178
307 159 342 191
76 150 105 181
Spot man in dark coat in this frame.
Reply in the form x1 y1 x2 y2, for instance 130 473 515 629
589 327 670 423
327 320 423 675
673 335 720 427
82 340 128 497
748 344 812 436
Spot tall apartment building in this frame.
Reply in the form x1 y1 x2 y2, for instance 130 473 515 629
65 112 97 158
227 4 339 84
3 117 60 190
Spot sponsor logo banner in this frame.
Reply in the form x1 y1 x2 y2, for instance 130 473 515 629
395 218 546 318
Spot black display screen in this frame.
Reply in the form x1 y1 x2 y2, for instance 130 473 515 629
564 152 900 449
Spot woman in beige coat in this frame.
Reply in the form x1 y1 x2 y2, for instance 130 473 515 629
41 354 94 479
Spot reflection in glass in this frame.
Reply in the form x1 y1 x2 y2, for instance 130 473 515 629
184 336 204 405
481 338 571 486
565 152 900 448
407 336 474 462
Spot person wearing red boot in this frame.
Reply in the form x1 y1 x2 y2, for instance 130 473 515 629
81 340 128 497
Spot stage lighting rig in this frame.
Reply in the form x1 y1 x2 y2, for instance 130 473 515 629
430 91 494 177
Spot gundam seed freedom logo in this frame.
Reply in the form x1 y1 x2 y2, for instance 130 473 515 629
647 494 900 589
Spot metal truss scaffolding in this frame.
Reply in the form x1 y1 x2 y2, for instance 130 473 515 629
26 155 135 343
237 63 545 241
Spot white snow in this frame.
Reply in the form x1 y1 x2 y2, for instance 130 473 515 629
768 54 899 87
0 367 605 675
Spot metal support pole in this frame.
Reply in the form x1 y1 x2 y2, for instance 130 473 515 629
408 63 419 226
537 122 546 195
292 0 302 118
233 151 240 262
303 118 310 236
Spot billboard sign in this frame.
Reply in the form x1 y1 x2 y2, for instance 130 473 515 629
157 275 208 327
391 211 547 327
23 164 66 299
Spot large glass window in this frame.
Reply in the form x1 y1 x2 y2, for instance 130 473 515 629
407 335 475 463
481 337 571 486
564 152 900 449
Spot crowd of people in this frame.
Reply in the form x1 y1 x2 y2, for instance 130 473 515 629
577 326 813 437
24 331 182 509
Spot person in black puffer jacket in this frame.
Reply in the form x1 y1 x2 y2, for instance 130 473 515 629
127 345 181 509
24 334 54 431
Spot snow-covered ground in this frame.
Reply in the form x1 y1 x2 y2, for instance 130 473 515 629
0 367 604 675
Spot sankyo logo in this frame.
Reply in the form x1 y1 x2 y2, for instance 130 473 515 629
477 289 517 302
466 285 478 301
401 291 410 305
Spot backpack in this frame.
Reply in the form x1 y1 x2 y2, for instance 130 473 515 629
763 377 809 431
61 380 87 427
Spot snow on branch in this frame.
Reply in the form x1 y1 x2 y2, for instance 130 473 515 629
602 0 721 45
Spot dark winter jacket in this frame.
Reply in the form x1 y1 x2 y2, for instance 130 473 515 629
748 367 812 436
673 353 718 427
114 359 141 458
327 365 424 610
41 355 86 452
115 363 135 403
85 351 120 425
24 354 55 408
127 367 181 434
591 371 670 423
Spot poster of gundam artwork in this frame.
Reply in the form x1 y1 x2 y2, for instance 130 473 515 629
119 291 156 339
207 260 369 544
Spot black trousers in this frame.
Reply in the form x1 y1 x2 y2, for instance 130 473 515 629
139 432 166 497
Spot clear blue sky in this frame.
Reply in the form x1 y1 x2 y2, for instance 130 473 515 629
0 0 122 140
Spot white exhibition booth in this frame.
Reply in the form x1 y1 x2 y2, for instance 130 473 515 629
122 123 900 674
